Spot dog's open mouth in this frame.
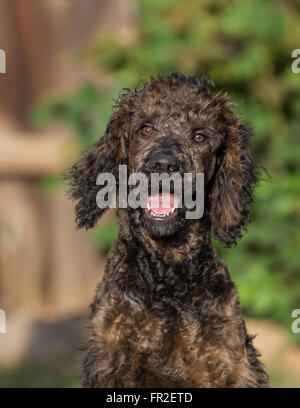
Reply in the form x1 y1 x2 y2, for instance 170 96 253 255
144 192 181 220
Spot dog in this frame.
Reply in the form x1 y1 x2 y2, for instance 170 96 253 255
67 73 269 387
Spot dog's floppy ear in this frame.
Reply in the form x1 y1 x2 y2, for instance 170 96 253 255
209 114 259 247
66 108 129 229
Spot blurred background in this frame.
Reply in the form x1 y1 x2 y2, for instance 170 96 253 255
0 0 299 387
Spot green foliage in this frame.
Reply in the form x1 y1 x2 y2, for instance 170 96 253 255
31 84 114 147
38 175 62 195
0 364 80 388
90 221 119 252
33 0 300 330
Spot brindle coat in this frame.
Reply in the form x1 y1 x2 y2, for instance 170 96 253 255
67 73 269 387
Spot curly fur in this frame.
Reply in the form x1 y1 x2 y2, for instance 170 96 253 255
67 73 268 388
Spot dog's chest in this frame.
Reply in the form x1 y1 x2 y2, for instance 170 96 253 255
99 297 248 387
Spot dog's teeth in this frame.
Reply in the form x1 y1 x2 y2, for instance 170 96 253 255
148 208 176 219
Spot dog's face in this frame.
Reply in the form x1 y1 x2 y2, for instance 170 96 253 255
127 85 225 238
68 74 258 247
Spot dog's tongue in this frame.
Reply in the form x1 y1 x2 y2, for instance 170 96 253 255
148 193 179 214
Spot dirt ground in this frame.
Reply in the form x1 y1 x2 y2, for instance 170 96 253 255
247 319 300 387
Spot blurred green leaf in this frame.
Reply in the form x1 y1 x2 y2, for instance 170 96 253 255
90 221 119 252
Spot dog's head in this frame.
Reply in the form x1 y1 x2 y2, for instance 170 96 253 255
67 73 258 247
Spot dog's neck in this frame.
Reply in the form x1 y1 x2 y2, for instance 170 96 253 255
118 209 214 264
117 209 219 304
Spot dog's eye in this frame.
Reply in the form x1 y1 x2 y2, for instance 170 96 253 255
194 132 206 143
141 125 153 136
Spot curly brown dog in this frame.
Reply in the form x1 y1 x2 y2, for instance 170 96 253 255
67 73 268 388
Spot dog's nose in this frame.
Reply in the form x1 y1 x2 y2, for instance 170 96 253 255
149 153 180 172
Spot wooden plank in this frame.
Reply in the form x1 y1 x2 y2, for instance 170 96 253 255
0 124 72 177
